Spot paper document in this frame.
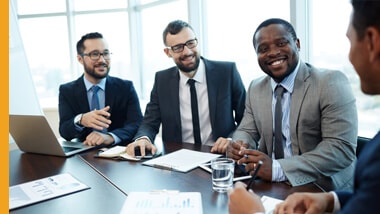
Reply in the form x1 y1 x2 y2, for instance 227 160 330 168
143 149 221 172
261 195 283 214
9 173 90 210
120 191 202 214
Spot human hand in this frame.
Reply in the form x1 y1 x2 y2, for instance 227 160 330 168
226 140 249 160
83 131 114 146
80 106 111 130
238 149 273 181
228 181 265 214
210 137 232 154
274 192 334 214
125 138 157 157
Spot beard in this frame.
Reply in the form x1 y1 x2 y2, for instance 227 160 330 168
175 54 200 73
84 62 110 80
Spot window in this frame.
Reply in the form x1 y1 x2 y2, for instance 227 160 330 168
14 0 378 138
309 0 379 138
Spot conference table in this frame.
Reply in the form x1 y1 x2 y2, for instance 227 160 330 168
9 142 323 213
9 149 127 214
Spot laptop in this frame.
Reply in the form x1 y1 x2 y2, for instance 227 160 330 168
9 114 98 157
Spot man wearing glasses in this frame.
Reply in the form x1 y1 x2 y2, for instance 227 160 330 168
59 32 143 146
125 20 246 156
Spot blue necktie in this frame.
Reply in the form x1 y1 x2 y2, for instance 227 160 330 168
188 79 202 145
91 85 100 110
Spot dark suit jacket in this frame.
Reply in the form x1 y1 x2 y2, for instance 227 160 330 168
233 61 358 191
134 57 246 144
59 75 143 145
336 132 380 213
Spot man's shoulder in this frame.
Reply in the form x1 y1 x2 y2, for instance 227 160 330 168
59 76 82 90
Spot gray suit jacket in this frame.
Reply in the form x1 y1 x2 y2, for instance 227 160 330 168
233 61 358 191
134 57 246 144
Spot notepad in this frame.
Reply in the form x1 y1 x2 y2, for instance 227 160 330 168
143 149 221 172
9 173 90 210
120 191 202 214
261 195 283 214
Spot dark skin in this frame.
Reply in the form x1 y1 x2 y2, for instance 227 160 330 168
227 23 300 181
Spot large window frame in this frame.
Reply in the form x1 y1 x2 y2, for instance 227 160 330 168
13 0 379 138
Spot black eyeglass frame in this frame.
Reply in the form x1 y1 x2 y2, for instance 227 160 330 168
167 38 198 53
80 50 112 60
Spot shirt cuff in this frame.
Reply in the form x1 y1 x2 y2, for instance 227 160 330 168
330 191 341 213
134 136 152 144
271 159 287 182
108 132 120 145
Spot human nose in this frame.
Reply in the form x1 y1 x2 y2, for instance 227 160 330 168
267 46 281 56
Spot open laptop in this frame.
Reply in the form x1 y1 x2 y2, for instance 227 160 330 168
9 114 98 157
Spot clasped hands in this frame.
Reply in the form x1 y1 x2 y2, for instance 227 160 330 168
227 140 273 181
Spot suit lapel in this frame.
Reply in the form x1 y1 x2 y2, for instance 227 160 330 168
74 76 90 112
169 68 182 133
104 77 115 113
203 59 217 127
259 78 273 155
290 62 311 155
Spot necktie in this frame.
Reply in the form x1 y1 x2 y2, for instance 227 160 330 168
188 79 202 145
91 85 100 110
274 85 285 159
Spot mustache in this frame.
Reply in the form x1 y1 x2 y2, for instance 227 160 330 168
95 63 108 67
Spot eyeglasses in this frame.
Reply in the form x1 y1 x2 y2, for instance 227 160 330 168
81 50 112 60
167 38 198 53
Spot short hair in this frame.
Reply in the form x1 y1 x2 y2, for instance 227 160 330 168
162 20 194 46
351 0 380 39
76 32 103 54
252 18 297 49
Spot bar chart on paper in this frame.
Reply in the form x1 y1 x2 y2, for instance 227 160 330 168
119 191 203 214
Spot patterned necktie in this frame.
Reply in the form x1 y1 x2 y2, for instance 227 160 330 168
187 79 202 145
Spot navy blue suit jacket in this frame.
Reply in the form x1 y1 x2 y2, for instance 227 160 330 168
134 57 246 144
59 75 143 145
336 131 380 213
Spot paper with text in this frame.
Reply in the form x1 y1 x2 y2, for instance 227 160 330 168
120 191 202 214
9 173 90 210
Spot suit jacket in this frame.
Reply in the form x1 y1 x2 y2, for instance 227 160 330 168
336 132 380 213
134 57 246 144
59 75 143 145
233 61 358 191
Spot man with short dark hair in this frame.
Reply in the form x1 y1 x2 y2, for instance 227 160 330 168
125 20 246 156
59 32 143 146
228 0 380 213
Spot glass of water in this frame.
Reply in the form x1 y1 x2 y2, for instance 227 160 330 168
211 158 235 192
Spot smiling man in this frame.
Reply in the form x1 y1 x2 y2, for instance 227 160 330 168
125 20 246 157
227 18 358 191
59 32 143 146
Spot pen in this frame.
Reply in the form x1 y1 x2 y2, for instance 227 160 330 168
246 160 263 190
233 175 252 182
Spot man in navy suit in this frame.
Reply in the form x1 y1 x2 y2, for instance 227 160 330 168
125 20 246 156
228 0 380 213
59 32 143 146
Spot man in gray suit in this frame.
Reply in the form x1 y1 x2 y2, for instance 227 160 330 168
125 20 246 156
227 18 357 191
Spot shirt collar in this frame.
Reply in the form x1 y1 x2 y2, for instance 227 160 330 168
83 76 107 91
179 58 206 85
271 59 300 93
